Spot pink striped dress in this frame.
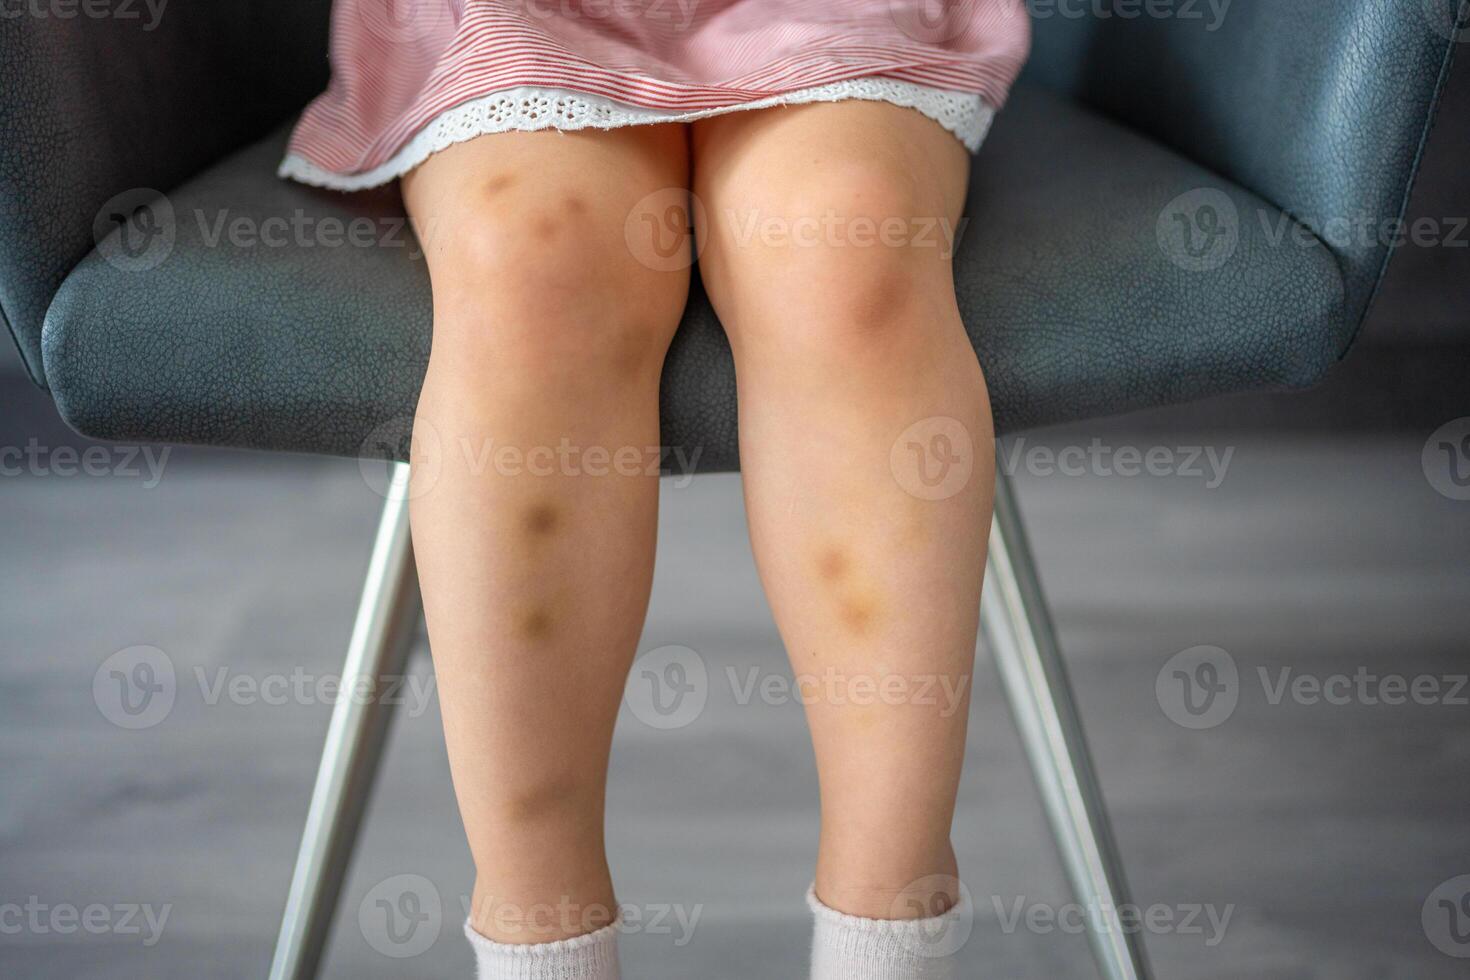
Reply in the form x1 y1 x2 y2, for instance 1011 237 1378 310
280 0 1031 190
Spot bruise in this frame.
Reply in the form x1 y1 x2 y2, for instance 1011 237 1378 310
483 173 518 197
523 502 560 537
502 770 581 821
529 195 587 241
816 547 848 582
839 593 880 637
813 545 880 636
518 606 554 641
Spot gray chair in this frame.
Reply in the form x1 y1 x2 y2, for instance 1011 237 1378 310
3 2 1461 977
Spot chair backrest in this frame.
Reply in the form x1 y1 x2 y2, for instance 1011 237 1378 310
1020 0 1462 344
1 0 1461 387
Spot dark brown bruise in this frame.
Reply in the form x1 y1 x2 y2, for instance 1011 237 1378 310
523 502 560 536
518 606 554 641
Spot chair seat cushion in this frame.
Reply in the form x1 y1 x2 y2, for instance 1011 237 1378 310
42 86 1345 473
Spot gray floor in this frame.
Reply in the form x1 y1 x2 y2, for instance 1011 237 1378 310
2 423 1468 979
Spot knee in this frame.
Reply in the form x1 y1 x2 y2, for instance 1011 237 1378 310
423 195 688 379
712 162 955 352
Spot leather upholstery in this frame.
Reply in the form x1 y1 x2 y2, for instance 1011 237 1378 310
0 1 332 386
1020 0 1463 338
44 87 1344 471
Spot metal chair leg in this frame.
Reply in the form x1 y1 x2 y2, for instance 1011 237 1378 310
269 463 422 980
981 466 1153 980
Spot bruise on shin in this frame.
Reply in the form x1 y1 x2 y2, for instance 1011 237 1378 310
514 503 564 643
813 544 882 639
816 546 848 583
522 501 561 537
839 593 881 637
516 605 556 642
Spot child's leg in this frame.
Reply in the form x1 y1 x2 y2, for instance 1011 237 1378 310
692 102 992 921
401 124 690 946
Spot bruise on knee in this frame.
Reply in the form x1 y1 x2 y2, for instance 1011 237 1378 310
482 172 519 198
530 193 592 242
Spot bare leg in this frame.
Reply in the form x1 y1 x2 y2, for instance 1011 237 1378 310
402 124 690 944
692 102 993 920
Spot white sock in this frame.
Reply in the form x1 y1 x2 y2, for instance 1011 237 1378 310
465 919 621 980
808 885 970 980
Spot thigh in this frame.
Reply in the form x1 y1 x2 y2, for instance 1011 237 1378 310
691 100 971 344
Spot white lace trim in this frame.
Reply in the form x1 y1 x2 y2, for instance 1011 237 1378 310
279 78 994 191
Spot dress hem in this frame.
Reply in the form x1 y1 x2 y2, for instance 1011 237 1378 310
278 79 995 191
